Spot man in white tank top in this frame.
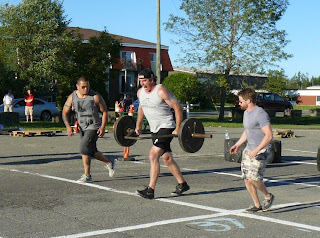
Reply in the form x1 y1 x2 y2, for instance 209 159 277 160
135 69 190 199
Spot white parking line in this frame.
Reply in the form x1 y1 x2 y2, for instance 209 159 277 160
284 149 317 154
282 160 317 165
3 168 320 238
181 168 320 188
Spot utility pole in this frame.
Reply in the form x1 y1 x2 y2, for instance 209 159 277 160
156 0 161 83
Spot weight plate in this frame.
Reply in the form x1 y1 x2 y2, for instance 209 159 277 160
178 118 204 153
114 115 137 147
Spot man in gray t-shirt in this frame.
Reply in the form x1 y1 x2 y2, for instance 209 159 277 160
230 88 275 213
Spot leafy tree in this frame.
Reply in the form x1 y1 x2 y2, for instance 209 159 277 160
263 69 287 96
162 72 205 104
57 28 121 108
165 0 291 121
202 73 238 111
311 76 320 86
289 72 310 89
0 0 70 96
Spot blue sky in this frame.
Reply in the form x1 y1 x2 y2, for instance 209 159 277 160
1 0 320 78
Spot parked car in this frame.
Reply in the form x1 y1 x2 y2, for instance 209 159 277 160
0 98 60 121
256 92 293 112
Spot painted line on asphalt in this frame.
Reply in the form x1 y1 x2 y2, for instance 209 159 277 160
51 213 228 238
4 168 320 237
284 149 317 154
181 168 320 188
282 160 317 165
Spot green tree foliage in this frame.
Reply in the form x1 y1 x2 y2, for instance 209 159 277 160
165 0 291 120
201 74 238 109
286 72 311 89
56 28 121 108
162 72 204 104
311 76 320 86
263 69 287 96
0 0 70 96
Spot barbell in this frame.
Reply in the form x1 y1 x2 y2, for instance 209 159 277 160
113 115 212 153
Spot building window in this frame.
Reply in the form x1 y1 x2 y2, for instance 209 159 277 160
120 51 136 67
120 73 134 94
149 53 157 62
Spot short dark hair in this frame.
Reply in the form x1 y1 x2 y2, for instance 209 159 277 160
77 76 89 85
238 88 257 104
138 68 155 81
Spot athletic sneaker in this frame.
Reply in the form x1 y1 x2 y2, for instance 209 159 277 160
77 174 92 183
262 193 275 211
105 160 116 177
136 186 154 199
171 182 190 196
245 205 262 213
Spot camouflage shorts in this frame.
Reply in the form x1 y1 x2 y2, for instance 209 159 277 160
241 147 272 181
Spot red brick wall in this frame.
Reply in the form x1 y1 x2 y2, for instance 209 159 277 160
296 96 316 105
113 47 173 71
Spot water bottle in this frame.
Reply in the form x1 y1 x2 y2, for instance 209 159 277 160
225 130 229 140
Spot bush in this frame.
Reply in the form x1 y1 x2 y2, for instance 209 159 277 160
162 72 205 105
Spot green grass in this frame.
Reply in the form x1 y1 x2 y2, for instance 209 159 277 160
201 116 320 129
293 105 320 110
1 115 320 131
1 121 115 131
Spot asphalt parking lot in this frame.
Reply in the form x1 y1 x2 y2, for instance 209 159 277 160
0 126 319 238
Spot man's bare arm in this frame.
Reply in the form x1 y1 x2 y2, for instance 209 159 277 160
62 94 73 128
158 86 183 133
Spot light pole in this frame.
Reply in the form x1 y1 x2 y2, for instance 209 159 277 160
156 0 161 83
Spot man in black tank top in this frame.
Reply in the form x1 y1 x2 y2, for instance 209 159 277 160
135 69 190 199
62 76 115 183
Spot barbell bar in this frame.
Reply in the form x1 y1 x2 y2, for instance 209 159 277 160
114 115 212 153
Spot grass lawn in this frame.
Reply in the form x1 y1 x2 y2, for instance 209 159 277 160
1 115 320 131
201 116 320 129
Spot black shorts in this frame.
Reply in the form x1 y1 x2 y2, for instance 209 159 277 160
79 129 98 157
152 128 175 155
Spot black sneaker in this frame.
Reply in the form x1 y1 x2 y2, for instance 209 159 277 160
171 183 190 196
136 186 154 199
245 205 262 213
262 193 275 211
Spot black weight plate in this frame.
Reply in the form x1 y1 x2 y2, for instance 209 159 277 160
178 118 204 153
114 116 137 147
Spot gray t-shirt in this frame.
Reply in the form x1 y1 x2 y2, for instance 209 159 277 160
243 106 271 151
72 89 101 131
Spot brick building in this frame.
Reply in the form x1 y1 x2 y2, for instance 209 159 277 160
68 27 173 106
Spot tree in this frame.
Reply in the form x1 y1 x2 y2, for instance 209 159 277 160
56 28 121 108
162 72 204 104
263 69 287 96
0 0 70 95
165 0 291 121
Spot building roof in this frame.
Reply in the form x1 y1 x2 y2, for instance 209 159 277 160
173 66 267 77
67 27 169 50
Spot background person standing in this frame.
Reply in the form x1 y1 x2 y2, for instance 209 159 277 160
3 89 14 112
24 89 34 122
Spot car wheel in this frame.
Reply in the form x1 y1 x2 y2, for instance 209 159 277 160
41 110 52 121
284 108 291 117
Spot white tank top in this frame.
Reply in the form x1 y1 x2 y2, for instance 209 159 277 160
139 84 175 132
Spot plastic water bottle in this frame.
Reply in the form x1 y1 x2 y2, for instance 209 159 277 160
225 130 229 140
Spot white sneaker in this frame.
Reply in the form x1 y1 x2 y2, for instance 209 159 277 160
105 160 116 177
77 174 92 183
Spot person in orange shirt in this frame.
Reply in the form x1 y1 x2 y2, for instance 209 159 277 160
24 89 34 122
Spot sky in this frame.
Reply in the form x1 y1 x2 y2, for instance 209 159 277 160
1 0 320 79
